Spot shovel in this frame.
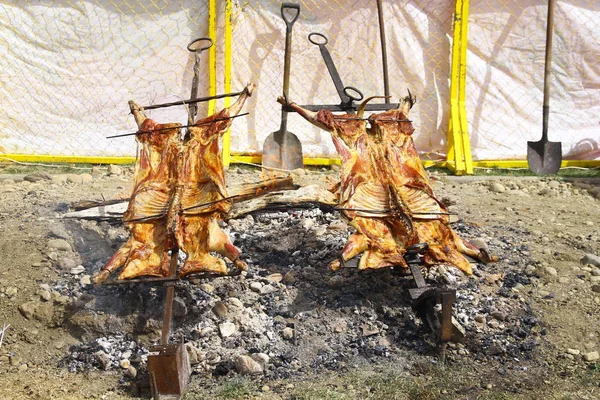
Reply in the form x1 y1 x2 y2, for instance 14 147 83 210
262 3 303 171
527 0 561 175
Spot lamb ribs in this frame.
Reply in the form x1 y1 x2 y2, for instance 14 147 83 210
93 84 255 284
280 94 495 275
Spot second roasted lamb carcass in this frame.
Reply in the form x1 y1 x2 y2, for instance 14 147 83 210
280 95 494 274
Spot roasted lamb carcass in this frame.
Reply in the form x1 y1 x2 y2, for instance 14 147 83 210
93 105 182 284
365 95 494 274
280 95 494 274
176 83 255 277
279 96 413 271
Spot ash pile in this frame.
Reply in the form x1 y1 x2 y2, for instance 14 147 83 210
59 207 542 380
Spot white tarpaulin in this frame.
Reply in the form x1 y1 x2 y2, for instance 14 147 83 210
0 0 598 160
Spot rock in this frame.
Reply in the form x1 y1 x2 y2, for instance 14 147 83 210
474 315 486 323
361 324 379 337
558 277 569 284
592 268 600 277
583 351 599 362
47 239 72 252
91 166 104 177
56 257 77 270
70 265 86 275
199 327 214 337
235 354 263 375
291 168 306 176
54 340 65 349
80 275 91 286
5 287 17 297
251 353 270 366
328 220 347 232
48 226 70 240
40 290 52 302
120 359 131 369
491 311 507 322
199 283 215 293
544 266 558 277
95 351 111 370
228 297 244 309
249 281 263 292
327 275 345 288
107 165 123 176
591 285 600 294
567 349 580 355
581 254 600 268
18 301 38 320
282 327 295 340
24 172 51 182
125 366 137 378
488 320 500 329
212 301 229 319
283 271 296 284
490 182 506 193
548 180 560 189
66 174 84 184
260 285 278 295
17 364 28 372
524 265 537 276
267 273 283 283
485 273 503 284
80 173 93 184
219 322 236 337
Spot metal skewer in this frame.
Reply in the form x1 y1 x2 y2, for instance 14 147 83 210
106 113 249 139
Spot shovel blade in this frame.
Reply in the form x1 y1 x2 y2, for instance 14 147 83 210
527 139 562 175
262 130 303 171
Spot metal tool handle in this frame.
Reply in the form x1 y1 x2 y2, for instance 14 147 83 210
187 37 213 52
281 3 300 33
542 0 555 142
376 0 390 103
343 86 364 102
187 38 213 125
308 32 352 106
280 3 300 131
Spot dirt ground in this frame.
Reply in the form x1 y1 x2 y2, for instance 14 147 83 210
0 164 599 400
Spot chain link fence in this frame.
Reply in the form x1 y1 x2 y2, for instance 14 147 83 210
224 0 454 160
1 1 597 162
467 0 600 161
0 0 454 161
0 0 210 157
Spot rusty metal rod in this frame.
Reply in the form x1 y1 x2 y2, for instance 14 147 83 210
107 113 249 139
334 207 455 216
141 90 244 110
161 249 179 345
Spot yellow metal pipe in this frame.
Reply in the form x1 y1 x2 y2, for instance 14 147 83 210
0 154 136 165
447 0 473 175
207 0 218 115
222 0 233 167
457 0 473 175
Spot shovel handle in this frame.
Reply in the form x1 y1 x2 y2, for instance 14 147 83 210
281 3 300 32
542 0 555 141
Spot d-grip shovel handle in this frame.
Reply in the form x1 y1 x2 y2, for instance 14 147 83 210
281 3 300 33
